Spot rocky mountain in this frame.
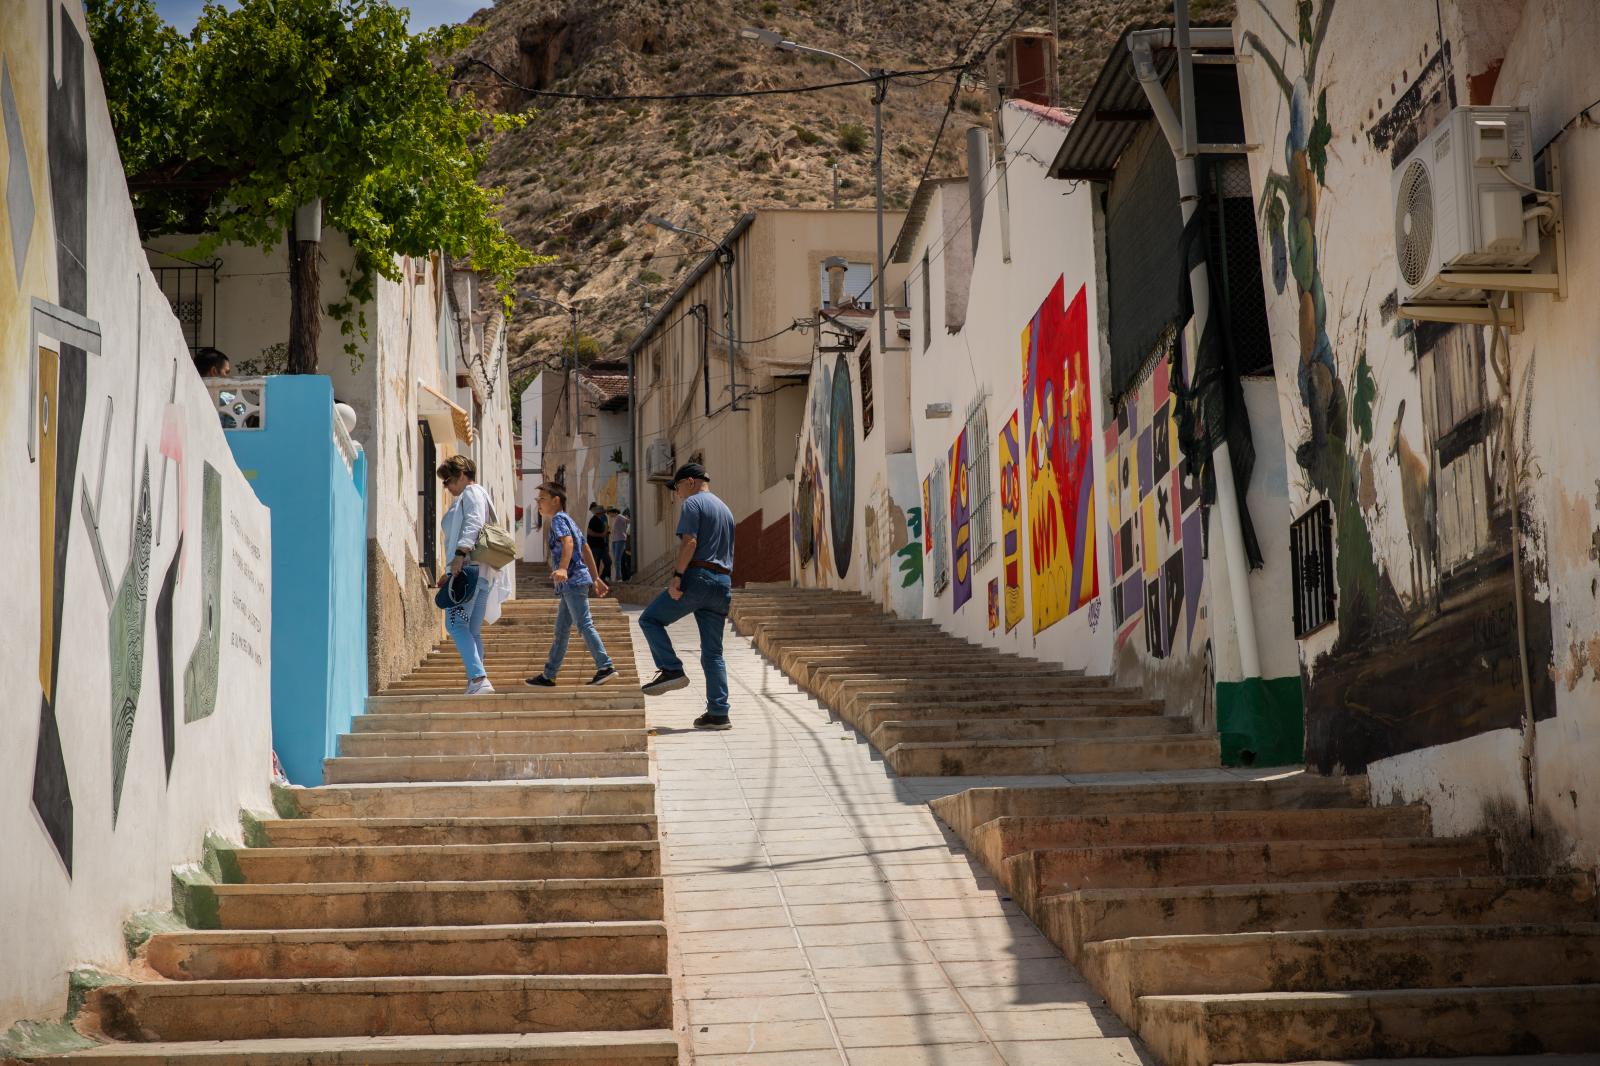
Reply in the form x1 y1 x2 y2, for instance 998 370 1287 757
450 0 1233 383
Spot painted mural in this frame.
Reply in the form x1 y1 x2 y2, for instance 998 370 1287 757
827 352 854 578
1242 0 1554 772
998 410 1024 632
1104 354 1206 661
948 428 972 610
987 578 999 631
1020 276 1097 633
928 458 950 596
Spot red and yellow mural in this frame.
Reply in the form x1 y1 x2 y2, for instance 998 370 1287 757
948 428 972 610
1021 277 1097 634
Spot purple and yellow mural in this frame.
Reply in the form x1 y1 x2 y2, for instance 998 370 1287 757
948 428 972 610
998 410 1024 632
1021 277 1097 633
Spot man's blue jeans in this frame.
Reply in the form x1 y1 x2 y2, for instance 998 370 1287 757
543 583 614 679
640 568 731 717
445 577 491 680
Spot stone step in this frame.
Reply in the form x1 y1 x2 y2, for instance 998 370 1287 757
1035 874 1597 960
1230 1059 1600 1066
930 774 1369 838
205 877 664 929
851 697 1167 736
23 1030 681 1064
338 729 648 758
232 841 660 884
837 684 1140 723
146 922 668 980
1009 837 1495 913
385 676 640 692
1084 923 1600 1025
277 779 656 820
365 693 644 714
1137 984 1600 1066
86 975 673 1042
256 814 659 847
350 710 646 734
885 734 1221 778
969 805 1433 881
869 714 1196 750
322 753 650 785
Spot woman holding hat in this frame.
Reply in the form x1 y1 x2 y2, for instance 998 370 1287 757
437 455 512 694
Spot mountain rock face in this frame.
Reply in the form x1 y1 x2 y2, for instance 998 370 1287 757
451 0 1232 382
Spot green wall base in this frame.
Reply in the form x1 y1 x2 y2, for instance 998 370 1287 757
1217 675 1305 768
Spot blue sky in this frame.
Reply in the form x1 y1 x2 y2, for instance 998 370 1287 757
154 0 485 32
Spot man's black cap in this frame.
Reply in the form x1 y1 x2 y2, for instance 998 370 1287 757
669 462 710 488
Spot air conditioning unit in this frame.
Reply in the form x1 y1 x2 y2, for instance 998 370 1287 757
645 438 675 482
1393 106 1540 304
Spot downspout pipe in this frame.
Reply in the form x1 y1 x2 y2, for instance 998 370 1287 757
1128 17 1263 682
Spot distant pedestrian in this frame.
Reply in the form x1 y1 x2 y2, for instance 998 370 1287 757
437 455 513 695
525 482 617 688
587 502 613 581
638 463 735 729
608 506 631 581
194 347 231 378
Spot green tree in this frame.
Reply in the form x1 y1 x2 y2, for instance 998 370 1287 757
88 0 535 372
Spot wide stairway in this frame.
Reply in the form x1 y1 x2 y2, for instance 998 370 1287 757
731 587 1218 777
38 570 677 1064
737 587 1600 1064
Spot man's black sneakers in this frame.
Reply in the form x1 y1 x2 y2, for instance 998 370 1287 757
693 712 732 730
588 666 618 686
524 674 557 687
641 669 690 696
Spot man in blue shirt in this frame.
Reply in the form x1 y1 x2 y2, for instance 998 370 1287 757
524 481 617 688
639 463 736 729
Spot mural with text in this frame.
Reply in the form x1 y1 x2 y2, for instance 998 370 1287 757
1021 276 1097 633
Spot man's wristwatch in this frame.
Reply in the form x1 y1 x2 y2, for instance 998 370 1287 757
454 549 469 559
673 571 684 580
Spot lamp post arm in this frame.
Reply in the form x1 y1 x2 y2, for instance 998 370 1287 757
781 42 870 79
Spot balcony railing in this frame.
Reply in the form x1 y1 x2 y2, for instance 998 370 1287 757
206 377 266 429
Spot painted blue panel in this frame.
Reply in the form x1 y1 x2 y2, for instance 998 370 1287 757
224 375 368 785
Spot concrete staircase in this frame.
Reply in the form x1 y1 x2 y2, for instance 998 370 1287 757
932 765 1600 1063
730 587 1218 776
36 571 678 1065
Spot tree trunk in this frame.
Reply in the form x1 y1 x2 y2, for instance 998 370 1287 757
286 220 320 374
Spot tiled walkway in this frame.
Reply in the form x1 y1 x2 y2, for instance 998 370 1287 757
623 605 1156 1066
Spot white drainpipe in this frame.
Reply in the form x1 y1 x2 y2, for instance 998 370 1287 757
1127 16 1263 682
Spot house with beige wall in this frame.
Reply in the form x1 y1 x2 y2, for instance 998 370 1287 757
627 207 903 586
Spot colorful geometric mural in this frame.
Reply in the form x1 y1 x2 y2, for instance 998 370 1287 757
109 458 153 822
183 462 222 723
1021 277 1097 633
987 579 999 631
998 410 1024 632
928 458 950 596
948 429 972 610
1105 355 1204 660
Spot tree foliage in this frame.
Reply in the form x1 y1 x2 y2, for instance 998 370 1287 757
87 0 534 333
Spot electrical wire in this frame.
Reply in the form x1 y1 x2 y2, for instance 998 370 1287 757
1536 93 1600 157
457 56 966 104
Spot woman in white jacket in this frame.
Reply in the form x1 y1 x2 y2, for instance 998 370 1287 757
436 455 512 694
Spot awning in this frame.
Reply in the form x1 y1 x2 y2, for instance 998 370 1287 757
418 381 473 446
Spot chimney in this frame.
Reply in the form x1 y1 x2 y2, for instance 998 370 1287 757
1000 30 1057 107
822 255 848 308
965 128 988 256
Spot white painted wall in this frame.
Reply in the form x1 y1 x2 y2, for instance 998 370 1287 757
1 0 273 1025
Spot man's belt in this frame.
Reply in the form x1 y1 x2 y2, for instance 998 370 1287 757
688 560 732 575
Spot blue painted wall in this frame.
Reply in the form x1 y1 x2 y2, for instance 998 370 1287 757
226 376 368 785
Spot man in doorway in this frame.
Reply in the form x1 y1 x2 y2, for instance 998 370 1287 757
638 463 735 729
587 502 612 581
607 506 631 581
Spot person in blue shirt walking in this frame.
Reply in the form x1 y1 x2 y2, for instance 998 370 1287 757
525 481 617 688
638 463 736 729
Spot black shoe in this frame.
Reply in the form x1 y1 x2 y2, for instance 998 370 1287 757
524 674 557 687
693 712 732 730
588 666 617 686
641 669 690 696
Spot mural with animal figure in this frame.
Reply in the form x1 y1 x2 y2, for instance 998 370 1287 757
1240 0 1553 772
1020 276 1096 634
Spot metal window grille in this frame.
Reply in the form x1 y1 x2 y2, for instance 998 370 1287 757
965 396 994 566
930 459 951 595
1290 499 1336 637
152 259 220 353
1206 157 1275 377
417 420 438 583
859 344 875 437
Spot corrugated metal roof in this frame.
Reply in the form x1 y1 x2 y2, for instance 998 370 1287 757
1049 23 1232 182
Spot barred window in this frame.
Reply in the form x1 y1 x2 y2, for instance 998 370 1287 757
965 397 994 566
930 459 951 595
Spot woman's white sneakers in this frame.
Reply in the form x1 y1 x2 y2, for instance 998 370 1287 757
465 677 496 695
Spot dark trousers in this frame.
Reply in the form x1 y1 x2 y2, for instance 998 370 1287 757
588 538 612 580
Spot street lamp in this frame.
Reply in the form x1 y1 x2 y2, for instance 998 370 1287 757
519 291 581 436
739 27 887 357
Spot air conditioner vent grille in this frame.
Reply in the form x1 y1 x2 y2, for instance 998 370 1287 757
1396 159 1434 287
